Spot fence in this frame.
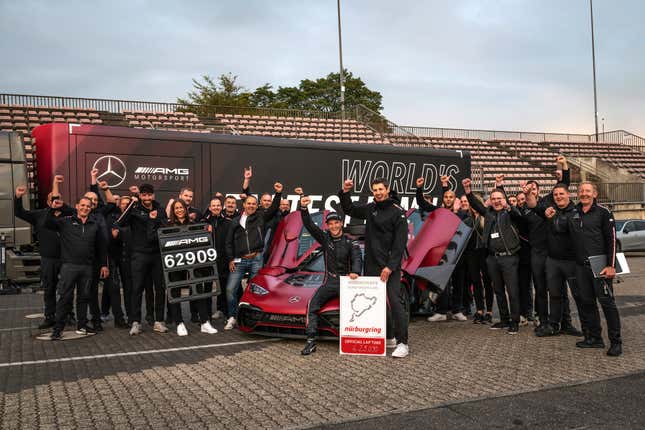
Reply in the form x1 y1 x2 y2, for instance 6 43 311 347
0 93 350 120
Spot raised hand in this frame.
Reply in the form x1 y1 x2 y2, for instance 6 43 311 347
274 182 283 193
91 168 99 178
416 177 424 188
462 178 472 193
54 175 64 184
342 179 354 193
51 199 64 209
149 210 158 219
495 174 504 187
129 185 140 195
98 180 109 190
244 166 253 179
545 207 556 219
294 187 304 195
440 175 450 185
15 185 27 198
300 195 311 208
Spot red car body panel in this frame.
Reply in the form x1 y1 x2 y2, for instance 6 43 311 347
238 207 471 338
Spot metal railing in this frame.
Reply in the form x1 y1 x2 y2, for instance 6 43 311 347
0 93 351 120
595 183 645 204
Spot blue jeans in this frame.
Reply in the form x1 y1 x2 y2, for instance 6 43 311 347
226 253 263 318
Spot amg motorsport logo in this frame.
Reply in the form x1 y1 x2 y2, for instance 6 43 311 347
163 236 209 250
134 167 190 182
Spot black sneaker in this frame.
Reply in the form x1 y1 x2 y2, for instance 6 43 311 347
38 319 56 330
115 319 129 329
75 326 97 335
560 324 583 337
576 337 605 349
507 322 519 335
606 343 623 357
50 329 63 341
490 321 510 330
90 322 104 332
301 339 317 355
535 323 559 337
483 313 493 324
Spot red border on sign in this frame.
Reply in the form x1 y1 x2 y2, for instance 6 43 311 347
340 337 385 355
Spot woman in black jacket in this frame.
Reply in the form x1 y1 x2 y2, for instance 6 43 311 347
150 199 218 336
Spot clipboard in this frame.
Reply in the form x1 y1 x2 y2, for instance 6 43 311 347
588 253 630 278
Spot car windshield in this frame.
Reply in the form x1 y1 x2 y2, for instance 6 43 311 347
297 212 324 258
300 250 325 272
615 220 625 231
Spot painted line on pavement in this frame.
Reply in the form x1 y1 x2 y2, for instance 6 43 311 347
0 338 281 368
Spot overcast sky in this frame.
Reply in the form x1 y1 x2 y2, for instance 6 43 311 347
1 0 643 136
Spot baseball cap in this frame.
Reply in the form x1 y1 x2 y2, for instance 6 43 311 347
325 212 342 223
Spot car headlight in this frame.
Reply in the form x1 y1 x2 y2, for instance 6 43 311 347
250 283 269 296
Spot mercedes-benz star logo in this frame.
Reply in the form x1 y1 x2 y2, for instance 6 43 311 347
92 155 126 188
288 296 301 304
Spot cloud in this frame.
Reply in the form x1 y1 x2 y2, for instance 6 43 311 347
0 0 643 136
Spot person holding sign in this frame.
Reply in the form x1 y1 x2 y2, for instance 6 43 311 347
567 182 622 356
339 178 410 358
296 189 362 356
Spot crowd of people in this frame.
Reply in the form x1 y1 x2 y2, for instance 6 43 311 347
13 155 623 358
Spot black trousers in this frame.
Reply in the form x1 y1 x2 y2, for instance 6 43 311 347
530 248 548 323
518 256 533 318
116 254 133 322
54 263 92 330
130 251 165 324
474 248 494 312
168 284 211 324
437 271 464 314
100 257 125 322
464 248 487 312
576 264 622 344
486 254 520 323
546 257 583 329
89 264 102 325
40 257 61 320
305 277 340 338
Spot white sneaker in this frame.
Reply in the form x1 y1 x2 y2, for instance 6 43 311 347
386 338 397 348
201 321 218 334
212 311 224 320
224 317 236 330
519 316 528 327
453 312 468 321
129 321 141 336
176 322 188 336
153 321 168 333
427 313 447 322
391 343 409 358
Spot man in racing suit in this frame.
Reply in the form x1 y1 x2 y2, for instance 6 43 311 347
298 192 362 356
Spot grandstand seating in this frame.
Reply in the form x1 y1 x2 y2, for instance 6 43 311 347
1 98 643 196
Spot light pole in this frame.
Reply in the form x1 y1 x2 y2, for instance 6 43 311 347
589 0 599 142
337 0 345 121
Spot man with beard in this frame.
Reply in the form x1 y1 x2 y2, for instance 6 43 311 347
202 197 231 320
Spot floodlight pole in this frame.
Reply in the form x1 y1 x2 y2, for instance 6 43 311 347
337 0 345 121
590 0 599 142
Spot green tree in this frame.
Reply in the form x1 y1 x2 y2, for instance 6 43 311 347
178 70 383 113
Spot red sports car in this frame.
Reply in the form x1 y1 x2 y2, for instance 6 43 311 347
237 208 471 338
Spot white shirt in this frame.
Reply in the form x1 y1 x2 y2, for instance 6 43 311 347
240 213 248 229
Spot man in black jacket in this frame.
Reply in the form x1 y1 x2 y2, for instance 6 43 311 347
202 197 231 320
339 178 409 358
14 175 73 329
568 182 622 356
298 193 362 355
115 183 166 336
45 196 108 339
533 184 584 337
224 182 283 330
463 178 524 334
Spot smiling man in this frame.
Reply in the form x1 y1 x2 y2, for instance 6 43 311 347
568 182 623 356
339 178 409 358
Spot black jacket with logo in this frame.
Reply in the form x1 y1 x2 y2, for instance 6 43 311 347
466 193 522 255
115 200 164 254
299 207 362 278
536 201 577 260
14 198 73 258
45 211 107 266
202 211 232 276
339 191 408 273
568 201 616 267
225 192 281 259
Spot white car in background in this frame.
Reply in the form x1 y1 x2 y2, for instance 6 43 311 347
615 219 645 252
